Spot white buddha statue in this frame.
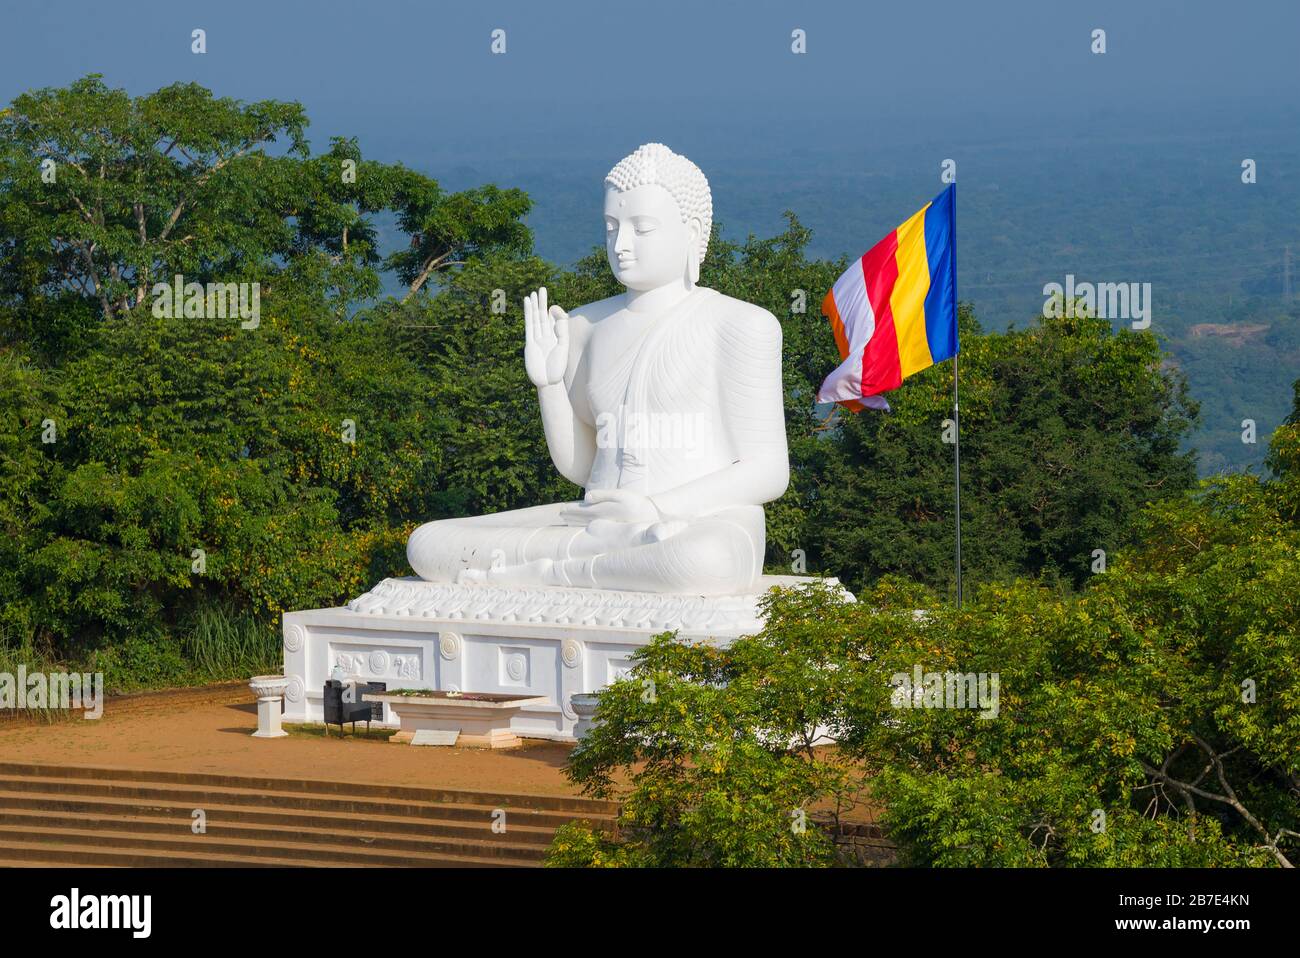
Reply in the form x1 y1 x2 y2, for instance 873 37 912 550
407 143 789 595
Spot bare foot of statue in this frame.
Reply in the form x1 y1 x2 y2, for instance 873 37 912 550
458 558 557 588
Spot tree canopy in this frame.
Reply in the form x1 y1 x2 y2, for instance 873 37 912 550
551 413 1300 867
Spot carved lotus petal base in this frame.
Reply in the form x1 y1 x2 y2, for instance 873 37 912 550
343 575 851 635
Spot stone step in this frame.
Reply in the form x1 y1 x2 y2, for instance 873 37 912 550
0 775 611 832
0 761 615 867
0 762 616 816
0 856 118 868
0 809 548 862
0 823 528 868
0 791 565 846
0 838 333 868
0 837 478 868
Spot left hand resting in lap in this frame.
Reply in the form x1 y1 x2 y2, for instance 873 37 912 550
561 488 659 525
561 490 688 548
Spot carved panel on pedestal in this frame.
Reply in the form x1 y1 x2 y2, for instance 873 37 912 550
499 646 531 687
606 658 633 685
283 624 305 653
330 645 422 682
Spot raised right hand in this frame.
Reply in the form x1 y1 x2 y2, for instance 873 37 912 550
523 287 569 387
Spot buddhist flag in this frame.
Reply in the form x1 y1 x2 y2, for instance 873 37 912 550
818 184 958 411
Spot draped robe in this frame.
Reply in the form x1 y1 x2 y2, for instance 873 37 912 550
406 287 790 595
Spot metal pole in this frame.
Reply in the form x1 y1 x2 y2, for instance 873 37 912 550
949 182 962 610
953 353 962 609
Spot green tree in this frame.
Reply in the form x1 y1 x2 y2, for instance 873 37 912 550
23 282 433 654
0 347 61 652
372 252 579 518
0 75 534 356
546 604 867 867
0 75 309 335
388 176 532 302
553 403 1299 867
807 308 1199 595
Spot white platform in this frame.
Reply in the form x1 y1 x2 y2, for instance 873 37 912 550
282 575 840 741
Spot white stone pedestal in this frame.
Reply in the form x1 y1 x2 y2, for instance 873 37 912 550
282 575 849 742
248 675 289 738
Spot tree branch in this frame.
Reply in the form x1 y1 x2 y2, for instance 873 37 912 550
1141 736 1293 868
401 249 453 303
159 144 256 242
78 242 113 320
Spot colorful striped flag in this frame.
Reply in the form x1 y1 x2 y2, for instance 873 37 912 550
818 184 958 411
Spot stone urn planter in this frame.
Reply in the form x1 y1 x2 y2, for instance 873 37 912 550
248 675 290 738
570 692 602 741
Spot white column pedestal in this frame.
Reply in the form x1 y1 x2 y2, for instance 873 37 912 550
249 676 290 738
253 695 287 738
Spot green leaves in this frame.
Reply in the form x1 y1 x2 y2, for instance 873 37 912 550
807 309 1199 595
388 178 532 302
551 584 874 868
552 459 1300 868
0 75 311 331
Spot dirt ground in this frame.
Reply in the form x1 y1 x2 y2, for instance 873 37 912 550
0 683 885 833
0 682 583 796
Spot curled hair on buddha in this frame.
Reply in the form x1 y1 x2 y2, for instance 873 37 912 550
605 143 712 264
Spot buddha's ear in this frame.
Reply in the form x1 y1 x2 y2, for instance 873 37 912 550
687 217 703 285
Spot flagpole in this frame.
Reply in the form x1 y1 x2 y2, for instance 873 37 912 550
950 182 962 610
953 352 962 609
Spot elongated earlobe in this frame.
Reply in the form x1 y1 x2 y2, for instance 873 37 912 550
687 218 702 285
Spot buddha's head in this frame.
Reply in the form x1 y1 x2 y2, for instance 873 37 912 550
603 143 712 291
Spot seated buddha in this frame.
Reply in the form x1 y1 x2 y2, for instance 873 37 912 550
406 143 789 595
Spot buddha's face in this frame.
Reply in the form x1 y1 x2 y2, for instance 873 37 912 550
604 184 700 291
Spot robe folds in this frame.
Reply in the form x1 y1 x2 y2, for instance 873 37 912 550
407 287 789 594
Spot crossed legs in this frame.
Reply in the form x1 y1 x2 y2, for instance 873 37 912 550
406 503 763 595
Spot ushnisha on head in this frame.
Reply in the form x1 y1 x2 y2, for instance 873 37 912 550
603 143 713 290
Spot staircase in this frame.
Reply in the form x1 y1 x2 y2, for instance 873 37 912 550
0 762 617 867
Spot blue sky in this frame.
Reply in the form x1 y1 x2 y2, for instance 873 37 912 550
3 0 1297 166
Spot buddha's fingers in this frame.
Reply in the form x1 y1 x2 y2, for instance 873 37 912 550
550 305 569 347
532 291 549 344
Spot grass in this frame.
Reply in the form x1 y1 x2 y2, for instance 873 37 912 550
284 722 396 743
0 625 73 724
1 602 282 707
181 603 281 681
